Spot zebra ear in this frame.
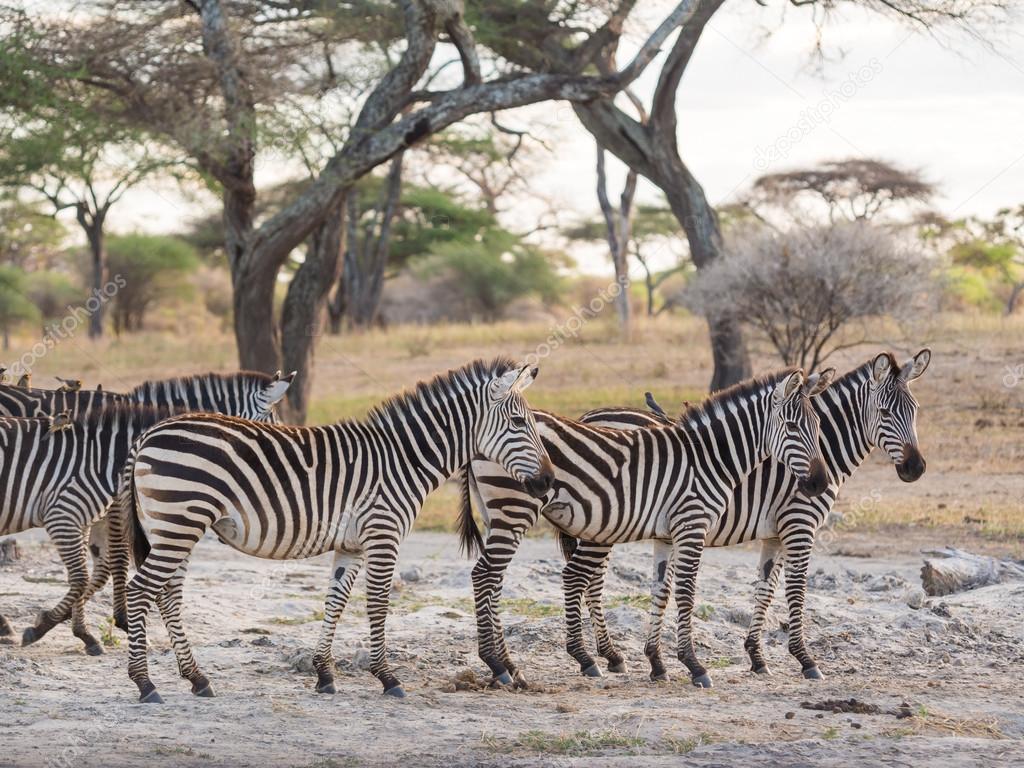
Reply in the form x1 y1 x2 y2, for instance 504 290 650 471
490 366 534 400
804 368 835 397
871 353 893 384
899 348 931 382
512 364 537 393
774 370 805 404
263 372 295 405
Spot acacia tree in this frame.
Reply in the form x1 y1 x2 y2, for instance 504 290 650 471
685 222 933 371
14 0 689 421
475 0 1004 391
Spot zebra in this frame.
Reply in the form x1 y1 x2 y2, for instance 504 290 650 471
566 349 930 681
118 358 553 703
0 370 294 419
0 371 294 654
460 368 832 689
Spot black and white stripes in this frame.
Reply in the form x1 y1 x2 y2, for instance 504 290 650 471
461 368 831 688
120 358 552 702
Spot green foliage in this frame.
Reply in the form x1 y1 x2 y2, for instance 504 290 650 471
106 235 199 333
0 265 39 345
0 197 66 269
24 270 82 323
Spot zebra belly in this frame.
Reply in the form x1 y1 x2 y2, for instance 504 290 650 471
541 489 667 544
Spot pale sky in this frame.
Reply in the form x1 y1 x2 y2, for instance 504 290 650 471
110 1 1024 274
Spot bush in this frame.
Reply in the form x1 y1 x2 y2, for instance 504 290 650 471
24 270 82 326
106 234 199 333
0 265 39 348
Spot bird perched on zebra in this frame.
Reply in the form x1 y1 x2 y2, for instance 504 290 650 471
56 377 82 392
0 370 294 655
460 368 831 689
117 357 553 703
569 349 931 681
16 373 30 388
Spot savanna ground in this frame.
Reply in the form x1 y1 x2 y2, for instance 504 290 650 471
1 313 1022 767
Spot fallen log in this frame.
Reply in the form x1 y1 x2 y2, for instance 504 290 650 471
920 547 1024 596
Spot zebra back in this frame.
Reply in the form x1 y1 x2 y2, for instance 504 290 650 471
0 385 130 418
128 371 293 422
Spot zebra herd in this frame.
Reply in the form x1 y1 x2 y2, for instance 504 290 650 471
0 349 930 703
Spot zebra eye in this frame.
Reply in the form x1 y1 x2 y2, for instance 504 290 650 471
511 416 527 428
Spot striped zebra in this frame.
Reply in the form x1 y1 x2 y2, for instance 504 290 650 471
461 368 831 689
569 350 930 680
0 370 294 419
119 358 553 703
0 372 293 654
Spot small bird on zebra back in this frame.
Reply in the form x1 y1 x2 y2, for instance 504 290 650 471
47 410 73 434
16 373 30 389
0 367 8 385
56 377 82 392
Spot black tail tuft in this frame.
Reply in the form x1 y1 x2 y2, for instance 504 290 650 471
457 466 483 559
644 391 670 421
124 460 150 570
557 531 579 562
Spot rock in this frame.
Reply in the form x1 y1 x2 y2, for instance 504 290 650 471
0 539 21 565
219 638 242 648
401 566 422 583
785 711 795 720
352 648 371 670
286 650 315 674
905 588 925 610
921 547 1024 596
250 636 274 647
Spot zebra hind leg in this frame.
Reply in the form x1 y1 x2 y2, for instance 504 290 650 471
155 557 213 696
23 517 90 648
645 542 673 682
69 521 112 657
127 525 207 704
311 551 363 695
471 527 527 687
580 544 625 673
562 546 606 677
744 539 783 675
670 516 713 688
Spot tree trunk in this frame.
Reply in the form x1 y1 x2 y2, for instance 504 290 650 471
79 213 107 340
595 146 633 339
1006 282 1024 315
278 196 347 424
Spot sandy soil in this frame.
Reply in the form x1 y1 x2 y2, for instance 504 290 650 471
1 523 1022 767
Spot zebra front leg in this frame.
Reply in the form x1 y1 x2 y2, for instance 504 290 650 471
154 557 212 697
69 520 112 656
471 526 527 686
643 540 674 681
363 540 404 697
670 513 713 688
580 544 626 673
23 517 89 648
107 498 130 633
311 551 363 695
781 532 821 679
562 546 606 677
744 538 783 675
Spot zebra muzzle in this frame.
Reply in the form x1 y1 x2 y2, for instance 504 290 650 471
896 444 926 482
797 459 828 498
523 463 555 498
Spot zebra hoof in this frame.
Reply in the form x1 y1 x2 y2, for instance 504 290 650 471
802 666 823 680
0 616 13 636
139 689 164 704
751 665 771 675
692 673 713 689
21 627 38 647
383 685 406 699
316 681 336 695
494 671 513 686
192 683 215 698
113 613 129 634
650 672 669 683
84 643 104 657
581 663 602 678
608 661 627 674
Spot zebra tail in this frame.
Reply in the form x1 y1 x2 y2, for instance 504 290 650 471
557 531 579 562
457 466 483 559
123 458 150 571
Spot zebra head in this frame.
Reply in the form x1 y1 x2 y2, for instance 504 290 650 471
478 364 554 498
867 349 930 482
767 369 832 498
252 370 297 422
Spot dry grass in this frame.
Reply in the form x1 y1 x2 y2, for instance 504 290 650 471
10 312 1024 541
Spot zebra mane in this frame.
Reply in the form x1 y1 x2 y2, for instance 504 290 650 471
127 370 275 397
76 402 178 432
366 356 520 428
677 367 801 427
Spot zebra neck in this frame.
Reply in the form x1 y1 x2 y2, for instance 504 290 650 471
372 388 479 497
681 391 773 497
815 374 874 485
